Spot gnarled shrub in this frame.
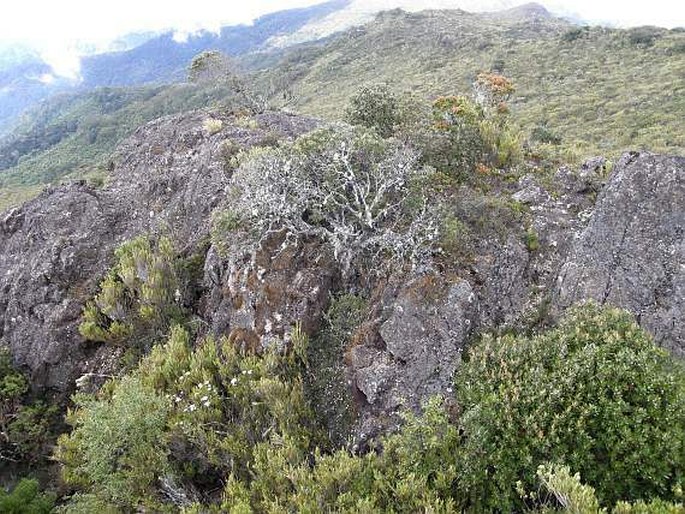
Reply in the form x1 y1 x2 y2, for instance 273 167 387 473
229 125 437 276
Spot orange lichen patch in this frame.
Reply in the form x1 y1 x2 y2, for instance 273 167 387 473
228 327 261 353
150 143 166 155
231 293 244 310
347 321 381 355
476 162 491 175
404 273 448 303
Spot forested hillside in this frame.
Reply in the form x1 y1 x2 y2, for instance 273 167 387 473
252 6 685 159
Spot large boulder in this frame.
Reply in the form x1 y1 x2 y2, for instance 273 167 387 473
554 152 685 356
0 110 317 394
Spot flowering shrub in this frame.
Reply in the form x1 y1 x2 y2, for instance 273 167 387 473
57 324 318 511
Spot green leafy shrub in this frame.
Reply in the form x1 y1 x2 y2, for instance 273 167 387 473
56 376 170 511
454 304 685 511
59 324 319 510
344 84 403 138
0 350 58 466
421 95 487 178
79 236 186 348
562 26 591 42
225 396 461 513
626 27 663 47
210 208 242 257
534 464 684 514
438 213 473 261
7 401 59 466
0 478 55 514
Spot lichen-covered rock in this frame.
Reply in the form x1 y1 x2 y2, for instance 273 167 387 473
554 152 685 356
201 230 336 349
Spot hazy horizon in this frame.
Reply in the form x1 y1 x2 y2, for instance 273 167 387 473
2 0 683 78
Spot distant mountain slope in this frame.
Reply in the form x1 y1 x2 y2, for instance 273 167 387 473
79 0 350 88
0 0 350 137
0 81 238 210
254 8 685 158
0 47 73 135
1 4 683 211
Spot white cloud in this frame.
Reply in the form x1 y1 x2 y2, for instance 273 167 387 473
0 1 683 78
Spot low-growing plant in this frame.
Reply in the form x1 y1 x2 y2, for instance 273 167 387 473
525 226 541 252
79 236 187 349
210 208 243 257
203 117 223 135
0 478 55 514
533 464 684 514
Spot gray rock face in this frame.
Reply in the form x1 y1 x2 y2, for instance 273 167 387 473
554 152 685 356
347 274 477 442
0 110 317 393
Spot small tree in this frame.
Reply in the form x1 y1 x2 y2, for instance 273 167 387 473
345 84 402 138
188 50 267 113
229 125 437 276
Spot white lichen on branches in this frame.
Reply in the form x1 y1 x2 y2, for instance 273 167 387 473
229 125 437 275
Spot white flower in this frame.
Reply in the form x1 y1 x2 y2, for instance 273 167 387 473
200 395 209 402
230 377 239 386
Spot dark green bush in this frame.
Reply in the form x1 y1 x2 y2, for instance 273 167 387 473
532 124 562 145
454 304 685 511
0 350 58 466
344 84 403 138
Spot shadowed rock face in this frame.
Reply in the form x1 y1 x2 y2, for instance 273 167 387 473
0 110 318 394
554 152 685 357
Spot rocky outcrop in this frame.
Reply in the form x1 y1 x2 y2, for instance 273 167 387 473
554 152 685 356
0 110 317 394
1 108 682 450
346 274 477 442
202 230 337 351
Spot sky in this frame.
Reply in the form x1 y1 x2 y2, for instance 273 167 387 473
1 0 683 78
